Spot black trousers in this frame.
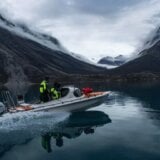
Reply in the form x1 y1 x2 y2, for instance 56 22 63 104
40 91 50 102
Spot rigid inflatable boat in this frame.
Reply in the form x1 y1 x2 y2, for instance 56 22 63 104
0 86 109 114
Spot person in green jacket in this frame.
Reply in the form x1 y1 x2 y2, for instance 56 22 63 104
50 87 59 100
50 81 61 100
39 77 50 102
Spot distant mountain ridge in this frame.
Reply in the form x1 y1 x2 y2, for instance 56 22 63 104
98 55 127 68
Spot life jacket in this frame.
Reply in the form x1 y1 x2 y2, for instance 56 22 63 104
82 87 93 95
50 87 59 99
40 80 47 93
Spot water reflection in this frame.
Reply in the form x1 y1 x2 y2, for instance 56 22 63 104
0 110 111 157
0 112 69 157
41 111 111 152
111 88 160 126
105 83 160 110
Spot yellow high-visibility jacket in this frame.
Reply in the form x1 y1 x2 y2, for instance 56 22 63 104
50 88 59 99
40 80 47 93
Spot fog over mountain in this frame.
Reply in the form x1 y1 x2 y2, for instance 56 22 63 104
0 14 106 86
1 0 160 60
112 26 160 75
0 0 160 87
1 12 160 87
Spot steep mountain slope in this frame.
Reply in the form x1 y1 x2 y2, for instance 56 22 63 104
112 27 160 75
141 27 160 53
0 14 106 84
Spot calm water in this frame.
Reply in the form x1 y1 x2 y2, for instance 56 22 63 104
1 83 160 160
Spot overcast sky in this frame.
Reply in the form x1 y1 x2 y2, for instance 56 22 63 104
1 0 160 61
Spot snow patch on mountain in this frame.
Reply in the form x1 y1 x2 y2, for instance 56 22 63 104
96 63 118 69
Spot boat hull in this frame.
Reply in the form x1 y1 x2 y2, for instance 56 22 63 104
32 92 109 112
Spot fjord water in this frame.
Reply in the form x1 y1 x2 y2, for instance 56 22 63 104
1 83 160 160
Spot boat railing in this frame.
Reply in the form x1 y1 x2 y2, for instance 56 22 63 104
0 90 16 110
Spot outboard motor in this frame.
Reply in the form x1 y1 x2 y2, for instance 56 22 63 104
0 102 5 114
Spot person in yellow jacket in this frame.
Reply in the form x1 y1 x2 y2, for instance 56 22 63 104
50 87 59 100
39 77 50 102
50 81 61 100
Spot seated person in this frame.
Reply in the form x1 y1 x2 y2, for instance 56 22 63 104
50 81 61 100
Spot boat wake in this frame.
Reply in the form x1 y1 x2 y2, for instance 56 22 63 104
0 111 70 133
0 111 70 156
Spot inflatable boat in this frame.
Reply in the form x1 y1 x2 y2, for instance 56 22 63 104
0 86 109 114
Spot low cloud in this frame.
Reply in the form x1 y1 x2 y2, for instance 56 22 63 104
1 0 160 61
